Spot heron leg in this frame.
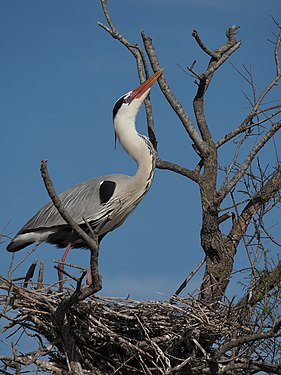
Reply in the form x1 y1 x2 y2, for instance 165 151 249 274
58 243 72 286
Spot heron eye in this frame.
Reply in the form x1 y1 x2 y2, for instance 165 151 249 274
123 98 129 104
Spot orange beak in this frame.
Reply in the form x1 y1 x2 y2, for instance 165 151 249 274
129 69 163 102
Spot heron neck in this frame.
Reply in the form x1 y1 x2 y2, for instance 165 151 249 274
133 133 155 187
116 120 155 187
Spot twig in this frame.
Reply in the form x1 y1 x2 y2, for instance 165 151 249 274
40 160 98 255
235 261 281 311
192 29 219 59
173 258 205 297
98 0 158 149
220 132 250 190
53 264 87 283
217 212 233 225
40 160 104 372
156 158 200 183
218 121 281 201
216 28 281 149
141 30 208 158
40 159 102 292
11 244 39 275
7 253 14 281
213 329 281 360
186 59 202 80
192 27 241 145
135 315 171 372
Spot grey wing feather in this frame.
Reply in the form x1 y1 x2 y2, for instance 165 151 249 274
18 175 124 233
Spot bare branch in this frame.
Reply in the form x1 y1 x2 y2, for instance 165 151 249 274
156 158 200 183
192 29 219 59
98 0 158 150
223 359 281 374
98 0 137 57
186 60 202 80
141 30 208 157
216 28 281 149
173 258 205 297
191 26 240 154
36 260 44 290
260 221 281 247
227 164 281 247
40 160 102 294
235 261 281 311
3 9 281 374
219 120 281 200
215 106 281 148
40 161 97 264
213 329 281 360
220 132 250 190
202 42 241 80
217 212 234 225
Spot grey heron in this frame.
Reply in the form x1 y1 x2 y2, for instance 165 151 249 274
7 69 163 279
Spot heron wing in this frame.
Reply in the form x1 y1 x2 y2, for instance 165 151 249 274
18 174 130 234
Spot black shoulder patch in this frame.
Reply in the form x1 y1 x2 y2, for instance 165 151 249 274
99 180 116 204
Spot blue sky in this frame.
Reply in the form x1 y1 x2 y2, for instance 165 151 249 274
1 1 280 301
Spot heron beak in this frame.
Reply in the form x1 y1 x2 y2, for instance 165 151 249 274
129 69 163 102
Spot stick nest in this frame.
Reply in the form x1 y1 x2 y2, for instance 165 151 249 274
0 276 245 374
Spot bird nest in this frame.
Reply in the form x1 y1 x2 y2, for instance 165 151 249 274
0 275 242 374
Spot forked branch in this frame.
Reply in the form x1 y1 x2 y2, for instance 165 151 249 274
141 31 208 157
235 261 281 312
216 27 281 149
98 0 158 150
98 0 208 172
40 160 102 295
40 160 103 373
219 120 281 200
156 158 200 183
227 164 281 247
192 26 241 143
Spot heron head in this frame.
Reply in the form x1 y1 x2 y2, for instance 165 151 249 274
112 69 163 123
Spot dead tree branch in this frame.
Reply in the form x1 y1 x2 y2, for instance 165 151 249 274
213 329 281 360
141 30 208 157
216 27 281 150
227 164 281 247
219 120 281 200
3 276 279 375
156 158 200 183
235 261 281 312
40 160 102 295
3 5 281 374
40 160 103 374
98 0 158 150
